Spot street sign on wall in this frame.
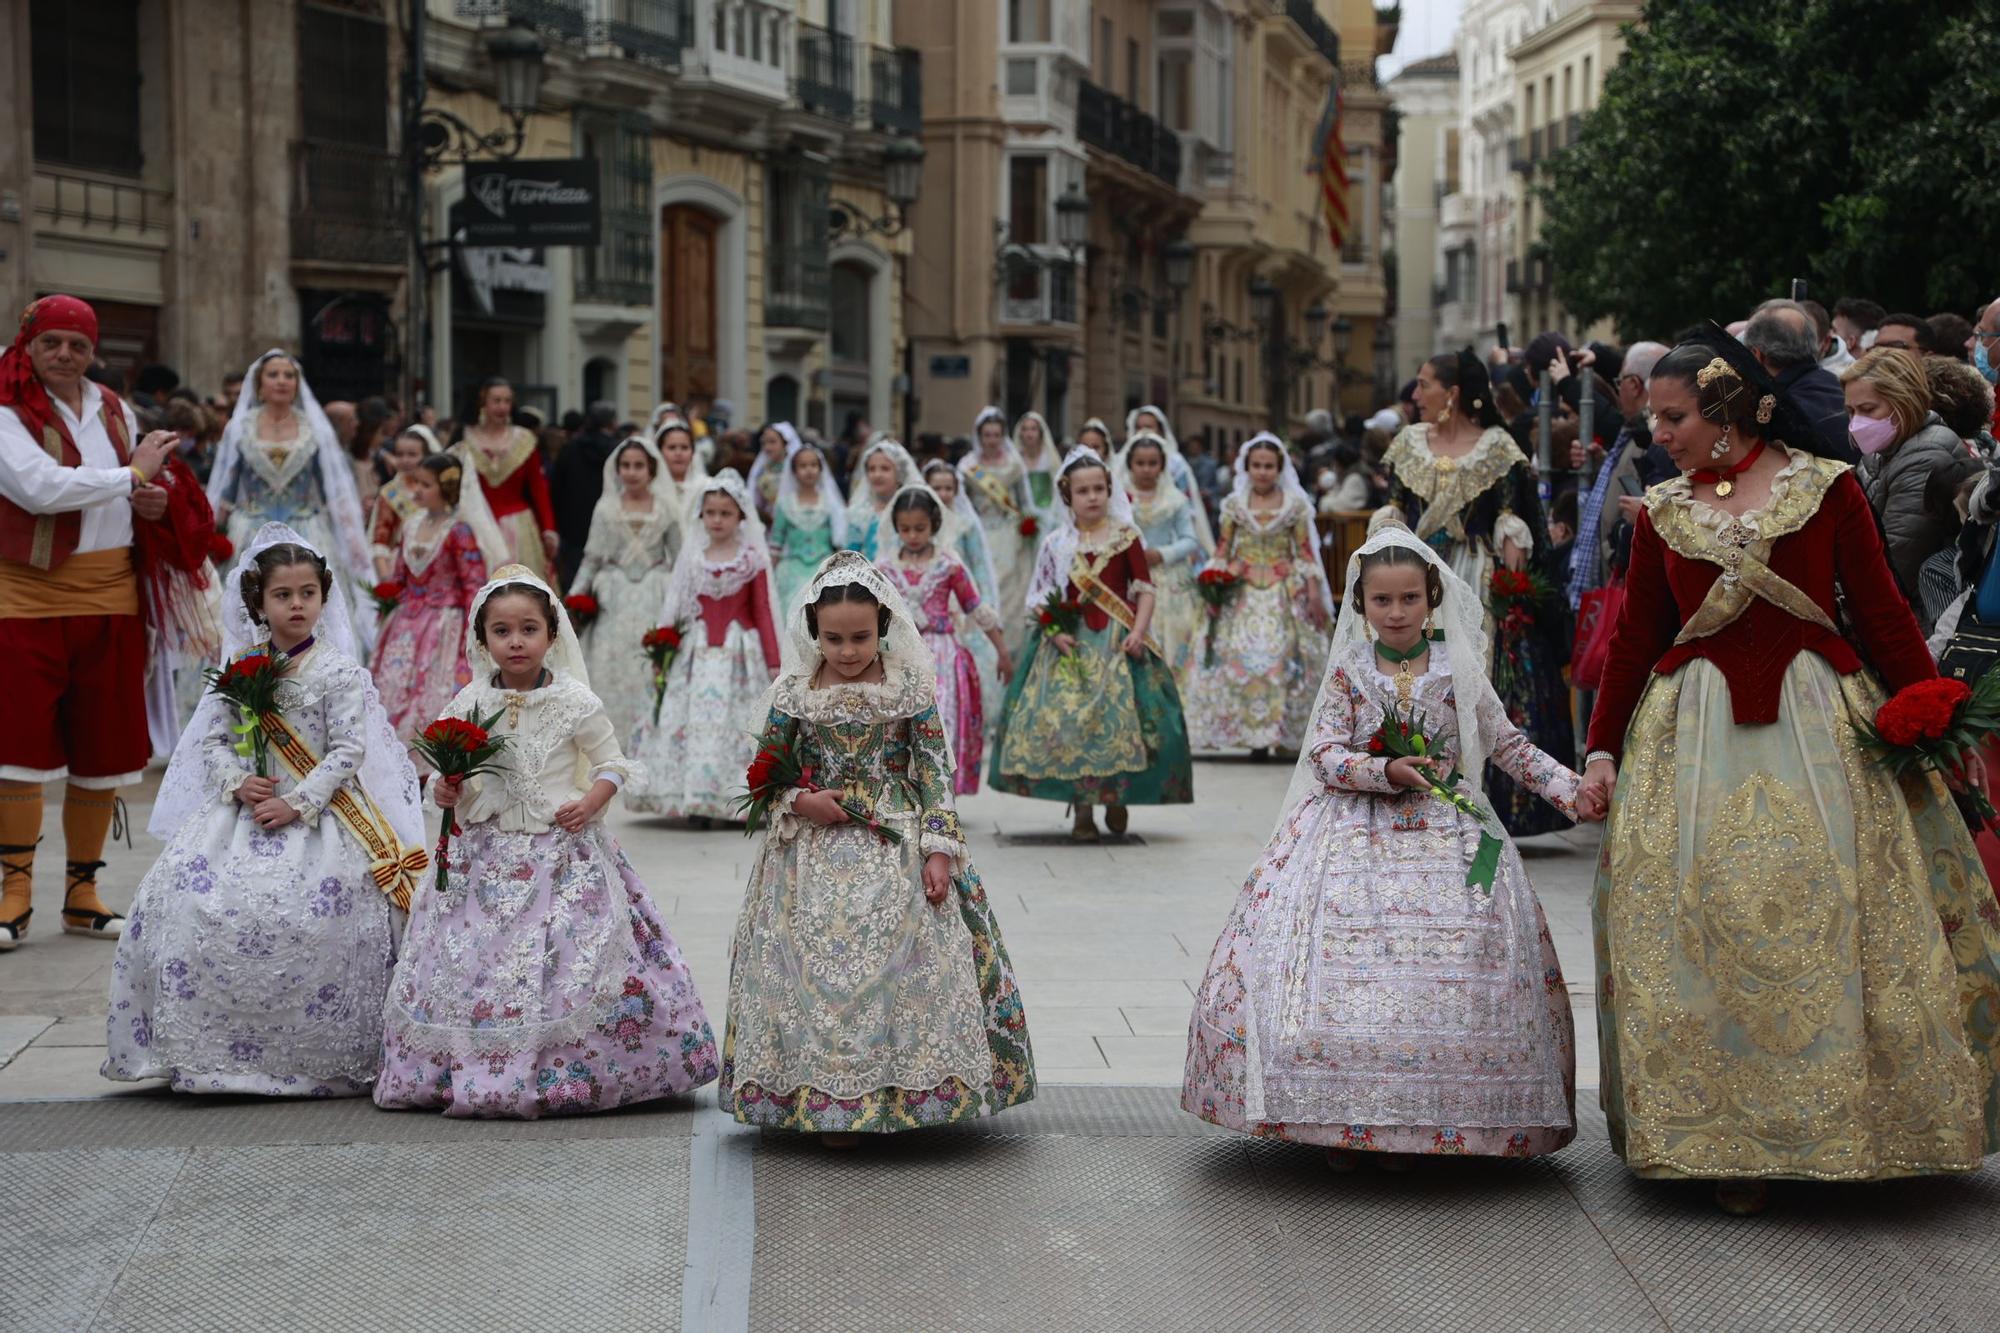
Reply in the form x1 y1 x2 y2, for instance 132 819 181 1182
458 159 602 247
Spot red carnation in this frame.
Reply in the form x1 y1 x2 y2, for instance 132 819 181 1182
1019 516 1040 538
1367 734 1386 754
207 532 234 563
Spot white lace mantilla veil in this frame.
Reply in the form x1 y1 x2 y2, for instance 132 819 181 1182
1023 445 1138 613
464 563 593 689
920 458 999 595
1112 429 1190 519
764 549 940 735
149 523 424 848
960 406 1025 480
844 436 919 529
1233 431 1335 620
651 415 712 520
207 350 376 609
657 469 773 629
1274 523 1492 840
776 432 849 549
1122 403 1216 554
746 421 799 512
1010 410 1056 470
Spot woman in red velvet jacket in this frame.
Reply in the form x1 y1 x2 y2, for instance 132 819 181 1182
1577 334 2000 1216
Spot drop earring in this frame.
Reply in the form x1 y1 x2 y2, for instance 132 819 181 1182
1438 397 1455 428
1709 425 1733 462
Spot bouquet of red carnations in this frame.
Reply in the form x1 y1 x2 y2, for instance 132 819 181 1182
1365 703 1506 891
643 625 683 723
206 532 234 565
1019 516 1040 539
1487 568 1552 632
1856 675 2000 824
1195 568 1241 667
411 707 512 893
563 593 600 629
732 733 901 843
203 650 291 777
369 580 403 616
1036 590 1089 686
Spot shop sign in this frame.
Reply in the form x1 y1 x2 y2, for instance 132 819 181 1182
459 159 602 247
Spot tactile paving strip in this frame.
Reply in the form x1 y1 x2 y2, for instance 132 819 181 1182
88 1137 690 1333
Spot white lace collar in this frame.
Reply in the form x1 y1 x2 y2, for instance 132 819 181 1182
770 653 935 724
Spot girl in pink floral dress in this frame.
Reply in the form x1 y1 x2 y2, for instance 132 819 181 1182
371 453 507 742
876 486 1011 794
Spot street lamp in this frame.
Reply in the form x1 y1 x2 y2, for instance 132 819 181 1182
1333 316 1354 364
1249 277 1277 328
1055 182 1091 259
829 137 927 239
416 21 547 166
1164 240 1195 296
1304 300 1329 348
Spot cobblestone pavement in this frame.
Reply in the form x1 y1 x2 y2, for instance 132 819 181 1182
5 762 1995 1331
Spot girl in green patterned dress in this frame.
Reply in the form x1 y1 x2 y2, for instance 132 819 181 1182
720 551 1035 1146
989 446 1195 840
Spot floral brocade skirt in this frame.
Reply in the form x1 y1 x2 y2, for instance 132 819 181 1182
374 824 718 1119
627 626 770 819
925 628 985 795
373 602 472 742
1595 654 2000 1180
988 621 1194 806
1184 578 1326 753
720 818 1035 1133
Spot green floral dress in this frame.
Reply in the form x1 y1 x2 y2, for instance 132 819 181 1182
720 656 1036 1132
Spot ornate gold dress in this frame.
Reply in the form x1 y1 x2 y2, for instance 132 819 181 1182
1587 451 2000 1180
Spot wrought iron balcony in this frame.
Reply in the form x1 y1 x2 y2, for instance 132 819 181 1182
868 45 921 135
1284 0 1342 67
797 21 856 121
1078 81 1178 187
1508 136 1529 173
456 0 589 43
768 236 830 330
595 0 692 67
290 140 408 267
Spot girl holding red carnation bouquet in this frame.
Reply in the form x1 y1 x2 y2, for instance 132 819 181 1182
370 452 507 743
626 471 781 823
1185 528 1596 1166
106 525 427 1097
1184 434 1335 757
958 408 1038 662
375 566 718 1118
988 447 1194 840
721 550 1034 1143
1578 332 2000 1215
569 434 684 748
367 426 431 580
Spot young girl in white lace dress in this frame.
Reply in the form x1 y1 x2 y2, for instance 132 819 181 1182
104 524 427 1096
375 567 718 1118
570 434 683 748
626 470 780 822
1184 527 1598 1164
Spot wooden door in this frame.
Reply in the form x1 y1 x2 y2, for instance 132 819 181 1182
660 205 719 403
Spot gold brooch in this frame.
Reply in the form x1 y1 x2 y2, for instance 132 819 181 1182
1755 394 1776 424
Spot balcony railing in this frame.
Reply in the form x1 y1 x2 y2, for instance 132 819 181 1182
456 0 590 42
796 21 856 120
289 140 407 267
1284 0 1341 67
1078 80 1179 188
999 256 1078 328
33 167 172 243
595 0 693 67
1508 137 1528 173
868 44 921 135
768 238 830 330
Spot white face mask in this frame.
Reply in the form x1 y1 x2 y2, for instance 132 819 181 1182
1848 411 1899 455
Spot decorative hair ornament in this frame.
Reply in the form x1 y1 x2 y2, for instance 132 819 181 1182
436 463 463 486
1694 357 1736 389
1755 393 1776 425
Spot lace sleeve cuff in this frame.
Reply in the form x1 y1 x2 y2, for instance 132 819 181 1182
969 602 1002 632
281 787 327 825
1128 578 1156 599
590 759 641 790
1493 510 1534 554
918 807 967 861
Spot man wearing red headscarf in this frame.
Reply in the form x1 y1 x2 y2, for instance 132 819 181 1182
0 295 200 949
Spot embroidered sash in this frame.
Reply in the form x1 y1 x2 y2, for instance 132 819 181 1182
966 463 1026 522
1646 457 1845 645
262 710 427 911
1070 529 1162 657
